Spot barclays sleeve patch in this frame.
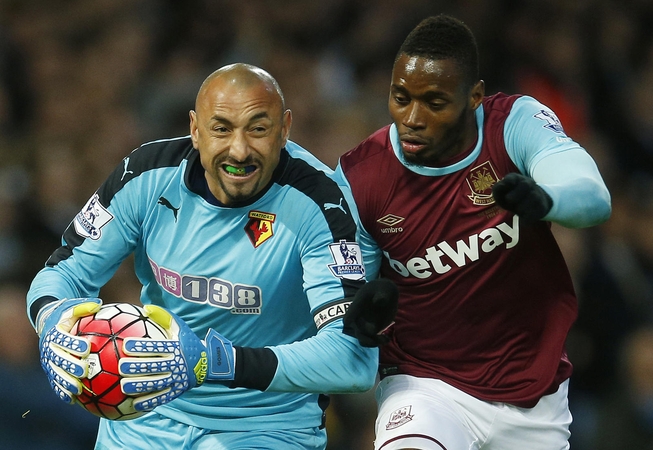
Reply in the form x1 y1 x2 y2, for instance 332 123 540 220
73 193 114 240
327 240 365 281
534 110 565 134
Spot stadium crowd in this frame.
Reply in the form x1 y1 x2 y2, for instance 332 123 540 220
1 0 652 448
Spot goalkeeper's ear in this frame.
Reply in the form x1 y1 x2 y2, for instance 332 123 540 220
343 279 399 347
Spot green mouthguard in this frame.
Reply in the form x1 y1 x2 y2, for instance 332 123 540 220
225 165 246 175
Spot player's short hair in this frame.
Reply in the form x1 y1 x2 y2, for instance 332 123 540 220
396 14 479 88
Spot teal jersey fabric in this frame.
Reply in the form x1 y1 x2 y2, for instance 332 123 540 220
28 137 377 431
95 412 327 449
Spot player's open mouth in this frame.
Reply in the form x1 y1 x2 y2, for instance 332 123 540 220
223 164 256 177
400 137 427 154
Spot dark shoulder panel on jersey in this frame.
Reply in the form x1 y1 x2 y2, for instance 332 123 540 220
276 148 365 297
46 136 195 266
101 136 195 205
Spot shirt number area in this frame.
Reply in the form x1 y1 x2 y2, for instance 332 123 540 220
149 259 262 314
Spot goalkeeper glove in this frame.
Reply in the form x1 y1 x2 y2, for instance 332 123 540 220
492 173 553 222
36 297 103 404
344 279 399 347
119 305 235 412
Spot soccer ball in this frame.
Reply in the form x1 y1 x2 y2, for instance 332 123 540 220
70 303 168 421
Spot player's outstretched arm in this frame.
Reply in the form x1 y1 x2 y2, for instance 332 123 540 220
529 149 611 228
492 173 553 222
119 281 397 403
35 297 103 404
492 148 611 228
502 96 611 228
265 279 398 393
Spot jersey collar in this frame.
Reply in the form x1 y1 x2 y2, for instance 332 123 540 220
389 105 485 176
185 148 289 208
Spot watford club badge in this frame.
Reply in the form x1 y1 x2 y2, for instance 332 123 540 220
245 210 276 248
466 161 499 205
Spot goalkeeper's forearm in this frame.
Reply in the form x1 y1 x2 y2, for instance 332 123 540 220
228 330 376 393
30 295 60 331
229 347 278 390
262 328 377 393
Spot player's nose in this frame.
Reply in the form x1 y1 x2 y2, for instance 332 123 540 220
228 131 251 161
402 101 426 129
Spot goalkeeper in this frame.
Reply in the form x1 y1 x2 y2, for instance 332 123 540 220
27 63 397 450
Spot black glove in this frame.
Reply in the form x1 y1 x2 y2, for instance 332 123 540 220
492 173 553 222
343 279 399 347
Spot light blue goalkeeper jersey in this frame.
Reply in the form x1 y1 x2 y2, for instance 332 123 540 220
27 136 377 431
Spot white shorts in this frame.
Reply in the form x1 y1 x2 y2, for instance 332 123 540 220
374 375 571 450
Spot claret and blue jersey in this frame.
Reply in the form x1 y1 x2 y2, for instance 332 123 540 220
336 93 611 408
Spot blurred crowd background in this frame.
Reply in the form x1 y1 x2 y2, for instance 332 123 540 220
1 0 653 448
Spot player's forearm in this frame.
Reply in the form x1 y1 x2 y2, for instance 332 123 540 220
27 267 91 329
533 150 611 228
266 328 378 393
540 177 611 228
229 331 378 393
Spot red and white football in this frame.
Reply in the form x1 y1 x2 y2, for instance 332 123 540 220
70 303 167 421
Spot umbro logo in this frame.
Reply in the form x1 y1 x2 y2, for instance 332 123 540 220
377 214 404 234
377 214 405 226
158 197 179 222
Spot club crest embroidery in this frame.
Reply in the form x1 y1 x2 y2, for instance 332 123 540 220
245 210 276 248
466 161 499 206
74 193 114 240
327 240 365 281
386 405 414 430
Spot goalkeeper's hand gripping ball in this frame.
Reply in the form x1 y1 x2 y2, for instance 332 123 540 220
119 305 236 413
69 302 169 420
36 297 103 405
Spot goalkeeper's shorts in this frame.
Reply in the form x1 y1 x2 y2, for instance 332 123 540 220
95 412 327 450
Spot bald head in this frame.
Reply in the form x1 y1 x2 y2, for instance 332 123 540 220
189 63 292 205
196 63 286 112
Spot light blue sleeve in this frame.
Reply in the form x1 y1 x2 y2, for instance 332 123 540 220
504 96 611 228
26 181 143 328
268 323 378 393
265 141 379 393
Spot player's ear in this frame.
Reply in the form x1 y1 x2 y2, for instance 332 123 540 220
281 109 292 147
189 110 199 149
470 80 485 110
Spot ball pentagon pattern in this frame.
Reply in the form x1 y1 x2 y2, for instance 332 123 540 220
70 303 167 421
